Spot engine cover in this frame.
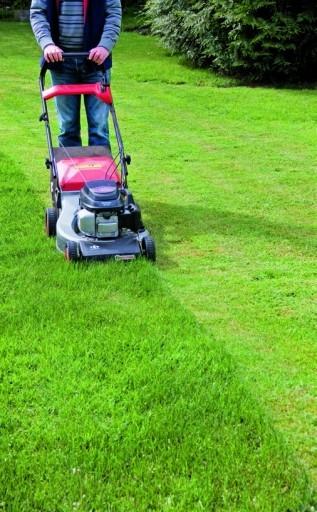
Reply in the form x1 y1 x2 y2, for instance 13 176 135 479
80 180 124 212
77 209 119 238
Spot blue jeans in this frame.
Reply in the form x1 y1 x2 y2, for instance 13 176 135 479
50 57 110 147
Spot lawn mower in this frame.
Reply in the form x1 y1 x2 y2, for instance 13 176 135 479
39 52 155 262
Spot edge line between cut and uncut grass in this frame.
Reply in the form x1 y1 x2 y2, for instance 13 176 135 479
0 21 315 512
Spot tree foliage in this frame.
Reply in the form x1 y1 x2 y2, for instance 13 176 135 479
145 0 317 81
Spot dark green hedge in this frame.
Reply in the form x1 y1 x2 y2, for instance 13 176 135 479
145 0 317 81
122 0 145 8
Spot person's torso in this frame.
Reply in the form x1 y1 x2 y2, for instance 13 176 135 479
58 0 85 50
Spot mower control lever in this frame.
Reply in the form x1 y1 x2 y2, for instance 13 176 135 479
39 112 48 122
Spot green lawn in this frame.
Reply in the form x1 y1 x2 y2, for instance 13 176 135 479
0 21 316 511
115 31 317 486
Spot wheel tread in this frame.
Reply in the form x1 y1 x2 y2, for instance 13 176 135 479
45 207 58 237
143 236 156 262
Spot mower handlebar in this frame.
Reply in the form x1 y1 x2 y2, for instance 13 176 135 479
59 52 90 59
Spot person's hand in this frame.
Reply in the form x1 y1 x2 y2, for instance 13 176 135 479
44 45 63 63
89 47 109 65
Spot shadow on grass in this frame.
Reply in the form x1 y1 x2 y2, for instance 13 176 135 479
142 200 316 266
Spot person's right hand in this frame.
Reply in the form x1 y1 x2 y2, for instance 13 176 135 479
44 45 63 63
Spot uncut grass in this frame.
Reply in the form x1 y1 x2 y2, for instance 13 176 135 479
0 22 314 509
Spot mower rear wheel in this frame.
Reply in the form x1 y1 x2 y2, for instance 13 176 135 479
64 241 81 262
45 207 58 237
142 236 156 262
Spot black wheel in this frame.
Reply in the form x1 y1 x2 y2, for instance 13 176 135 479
45 207 58 237
64 241 81 262
142 236 156 262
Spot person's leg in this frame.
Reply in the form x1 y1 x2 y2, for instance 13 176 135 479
83 69 111 147
50 60 82 147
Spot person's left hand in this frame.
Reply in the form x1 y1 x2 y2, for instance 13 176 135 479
88 47 109 65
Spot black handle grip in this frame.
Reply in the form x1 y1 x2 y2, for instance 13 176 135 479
61 52 90 59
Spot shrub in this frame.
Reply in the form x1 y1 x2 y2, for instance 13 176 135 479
122 0 146 9
0 1 30 19
10 0 29 8
145 0 317 81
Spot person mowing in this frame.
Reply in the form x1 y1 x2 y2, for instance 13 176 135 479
30 0 122 148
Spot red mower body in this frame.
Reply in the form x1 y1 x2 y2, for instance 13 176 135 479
56 155 120 191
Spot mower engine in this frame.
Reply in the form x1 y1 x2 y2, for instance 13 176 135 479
77 180 124 239
77 210 119 238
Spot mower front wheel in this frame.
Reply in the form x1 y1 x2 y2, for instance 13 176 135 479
45 207 58 237
64 241 81 262
142 236 156 262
